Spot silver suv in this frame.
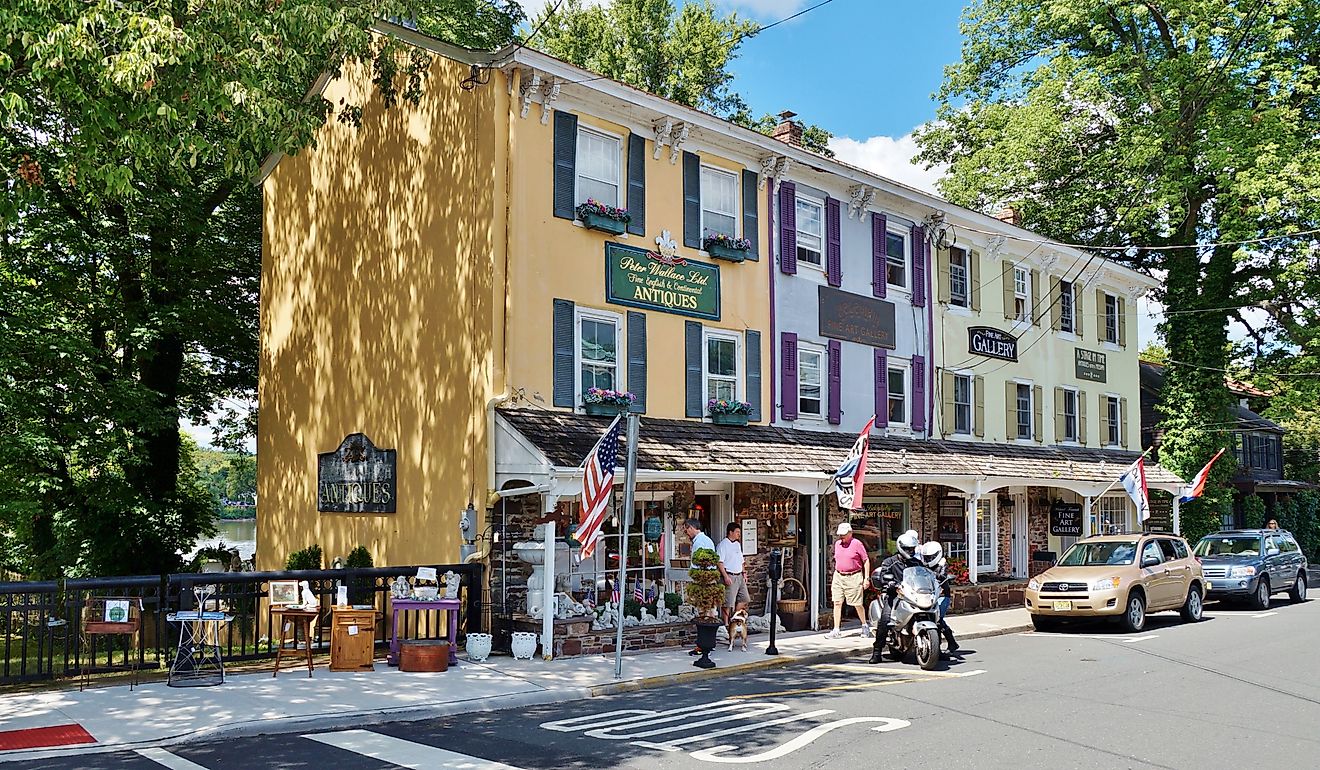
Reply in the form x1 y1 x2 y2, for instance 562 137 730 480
1194 529 1309 610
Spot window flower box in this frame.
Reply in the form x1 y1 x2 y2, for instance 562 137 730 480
583 388 636 416
707 399 752 426
576 200 630 235
703 233 752 263
710 412 749 426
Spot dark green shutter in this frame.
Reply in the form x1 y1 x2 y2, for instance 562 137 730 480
627 311 647 413
552 299 575 407
685 320 703 417
626 134 646 236
552 112 578 220
742 169 759 260
683 151 701 249
745 329 761 421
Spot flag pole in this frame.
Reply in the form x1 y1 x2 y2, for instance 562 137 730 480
614 412 640 680
1093 446 1154 501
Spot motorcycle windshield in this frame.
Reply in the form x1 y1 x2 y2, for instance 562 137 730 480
901 566 939 596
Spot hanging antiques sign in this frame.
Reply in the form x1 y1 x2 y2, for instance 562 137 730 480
605 241 720 320
818 286 897 349
968 326 1018 362
317 433 397 513
1075 348 1108 383
1049 501 1083 536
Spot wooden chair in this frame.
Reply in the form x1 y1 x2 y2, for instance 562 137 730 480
82 597 144 691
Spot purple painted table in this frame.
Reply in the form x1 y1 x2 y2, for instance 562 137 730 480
388 598 460 666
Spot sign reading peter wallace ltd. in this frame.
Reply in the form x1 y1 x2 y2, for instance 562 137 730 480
317 433 396 513
818 286 896 349
968 326 1018 362
1075 348 1108 383
605 242 720 320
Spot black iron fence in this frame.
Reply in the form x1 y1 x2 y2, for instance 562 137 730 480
0 563 482 686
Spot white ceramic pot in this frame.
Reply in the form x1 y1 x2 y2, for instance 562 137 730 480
465 633 493 662
510 632 538 660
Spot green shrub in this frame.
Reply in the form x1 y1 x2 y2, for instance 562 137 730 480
286 544 322 571
344 545 374 604
685 548 724 618
663 592 681 616
1242 495 1266 529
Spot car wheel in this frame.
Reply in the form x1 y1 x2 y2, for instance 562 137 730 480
1030 614 1059 632
1249 576 1270 610
1119 592 1146 633
1180 584 1204 622
1289 572 1307 603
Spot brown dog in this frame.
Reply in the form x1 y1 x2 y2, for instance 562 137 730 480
727 609 749 651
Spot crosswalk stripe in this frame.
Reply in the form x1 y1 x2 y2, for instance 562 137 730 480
134 748 212 770
814 663 981 679
304 729 522 770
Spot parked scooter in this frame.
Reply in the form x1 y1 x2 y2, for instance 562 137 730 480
869 565 943 670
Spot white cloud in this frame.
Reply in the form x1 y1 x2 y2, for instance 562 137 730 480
827 133 946 196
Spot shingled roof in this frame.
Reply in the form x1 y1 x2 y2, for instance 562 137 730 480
497 409 1183 486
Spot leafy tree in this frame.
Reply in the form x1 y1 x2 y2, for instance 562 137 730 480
915 0 1320 517
0 1 522 576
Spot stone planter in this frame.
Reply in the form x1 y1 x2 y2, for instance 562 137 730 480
583 402 628 417
510 631 539 660
465 632 492 662
710 412 749 426
581 212 627 235
706 243 748 262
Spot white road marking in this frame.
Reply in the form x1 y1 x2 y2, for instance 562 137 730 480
687 717 910 763
1252 611 1279 618
631 709 836 752
816 663 985 678
304 730 522 770
134 749 212 770
1119 635 1158 643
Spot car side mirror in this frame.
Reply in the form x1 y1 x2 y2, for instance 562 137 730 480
1141 556 1160 568
1266 547 1280 557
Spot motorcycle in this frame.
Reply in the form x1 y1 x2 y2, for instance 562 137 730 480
868 565 943 671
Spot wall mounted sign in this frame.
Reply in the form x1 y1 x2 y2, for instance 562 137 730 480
606 242 720 320
1049 501 1083 536
1145 490 1174 534
968 326 1018 362
1075 348 1107 383
741 518 758 556
817 286 896 349
317 433 397 513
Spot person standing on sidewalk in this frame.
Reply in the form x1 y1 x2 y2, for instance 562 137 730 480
717 522 749 625
826 522 871 639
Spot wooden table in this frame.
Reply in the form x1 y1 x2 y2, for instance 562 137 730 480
329 607 379 672
388 598 460 666
271 608 319 678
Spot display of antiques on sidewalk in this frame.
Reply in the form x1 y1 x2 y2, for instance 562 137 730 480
167 585 234 687
387 568 462 671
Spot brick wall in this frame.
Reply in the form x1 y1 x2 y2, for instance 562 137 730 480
553 621 695 658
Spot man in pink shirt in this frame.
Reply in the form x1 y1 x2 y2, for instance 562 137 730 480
827 522 872 639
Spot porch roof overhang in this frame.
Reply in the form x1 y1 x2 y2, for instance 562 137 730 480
495 409 1187 500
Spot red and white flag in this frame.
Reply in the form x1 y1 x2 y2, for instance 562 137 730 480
1119 457 1151 522
577 415 625 559
832 415 876 511
1179 448 1226 504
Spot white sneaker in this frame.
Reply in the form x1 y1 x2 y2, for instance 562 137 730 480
861 625 873 639
825 628 842 639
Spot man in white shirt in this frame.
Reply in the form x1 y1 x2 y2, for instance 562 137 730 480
716 522 749 625
684 518 716 556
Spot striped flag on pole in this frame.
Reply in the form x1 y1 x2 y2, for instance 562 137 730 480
1179 448 1226 503
1119 457 1151 522
633 580 644 603
832 415 876 510
577 415 625 559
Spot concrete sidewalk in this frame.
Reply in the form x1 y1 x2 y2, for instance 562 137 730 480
0 607 1031 763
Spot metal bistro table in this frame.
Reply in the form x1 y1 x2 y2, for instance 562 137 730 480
389 598 460 666
166 610 234 687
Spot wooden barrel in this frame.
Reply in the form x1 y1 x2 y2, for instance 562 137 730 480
400 639 450 673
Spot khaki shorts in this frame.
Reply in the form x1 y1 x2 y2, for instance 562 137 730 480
725 573 750 607
832 570 864 606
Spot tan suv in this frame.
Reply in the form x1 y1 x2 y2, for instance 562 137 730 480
1024 533 1205 632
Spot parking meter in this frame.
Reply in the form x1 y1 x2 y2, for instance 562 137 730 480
766 548 783 655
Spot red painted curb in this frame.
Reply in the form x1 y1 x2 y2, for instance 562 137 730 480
0 724 97 751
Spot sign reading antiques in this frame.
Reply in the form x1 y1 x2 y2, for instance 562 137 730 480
1075 348 1108 383
968 327 1019 362
605 242 720 320
317 433 397 513
818 286 897 349
1049 501 1083 536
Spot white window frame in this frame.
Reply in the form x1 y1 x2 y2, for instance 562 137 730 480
1104 393 1122 448
887 361 910 429
574 126 623 210
797 343 825 420
886 227 909 290
949 246 969 308
1095 495 1131 535
1104 292 1120 344
702 328 743 408
1058 279 1076 334
700 165 739 242
1062 386 1079 443
574 307 624 410
953 372 973 435
794 193 825 269
1013 267 1030 322
974 498 998 574
1014 379 1034 442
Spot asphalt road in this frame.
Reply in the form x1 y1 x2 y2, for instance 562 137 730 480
17 589 1320 770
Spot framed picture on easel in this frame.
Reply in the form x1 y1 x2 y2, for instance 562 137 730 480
268 580 299 607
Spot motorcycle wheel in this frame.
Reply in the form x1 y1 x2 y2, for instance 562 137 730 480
917 627 940 671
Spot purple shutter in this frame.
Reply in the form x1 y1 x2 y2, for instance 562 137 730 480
825 197 842 287
874 349 888 427
779 181 797 275
872 212 887 298
780 332 799 421
827 340 842 424
911 224 927 308
911 354 926 432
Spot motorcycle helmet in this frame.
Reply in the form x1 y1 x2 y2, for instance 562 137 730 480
896 531 920 560
919 541 943 568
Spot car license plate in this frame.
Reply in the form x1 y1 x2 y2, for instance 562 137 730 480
1051 600 1073 612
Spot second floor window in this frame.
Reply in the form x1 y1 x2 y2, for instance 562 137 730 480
953 374 972 435
705 331 740 403
949 247 969 308
888 366 907 425
795 196 824 267
701 166 737 240
578 311 620 396
1016 383 1033 440
1059 279 1076 334
887 230 907 288
1106 395 1121 446
1014 268 1029 322
1105 293 1120 344
1062 388 1079 442
798 346 823 418
576 128 620 208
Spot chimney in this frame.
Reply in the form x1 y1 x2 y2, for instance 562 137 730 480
994 206 1023 227
771 110 803 146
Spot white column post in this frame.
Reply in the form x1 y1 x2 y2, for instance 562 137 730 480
541 520 555 660
966 495 980 585
1082 495 1094 538
809 493 821 631
1172 496 1182 535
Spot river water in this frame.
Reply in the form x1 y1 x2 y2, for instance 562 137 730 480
187 518 258 562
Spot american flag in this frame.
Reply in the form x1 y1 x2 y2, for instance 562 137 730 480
610 583 620 605
577 415 625 558
633 580 644 602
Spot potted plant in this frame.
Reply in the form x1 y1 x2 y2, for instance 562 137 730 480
576 199 630 235
702 232 752 262
685 547 724 669
707 398 753 426
583 387 636 416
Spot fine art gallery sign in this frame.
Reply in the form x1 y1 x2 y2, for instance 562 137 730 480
968 326 1018 362
818 286 897 349
605 241 720 320
317 433 397 513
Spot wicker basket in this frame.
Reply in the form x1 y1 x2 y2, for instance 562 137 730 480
777 578 807 614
